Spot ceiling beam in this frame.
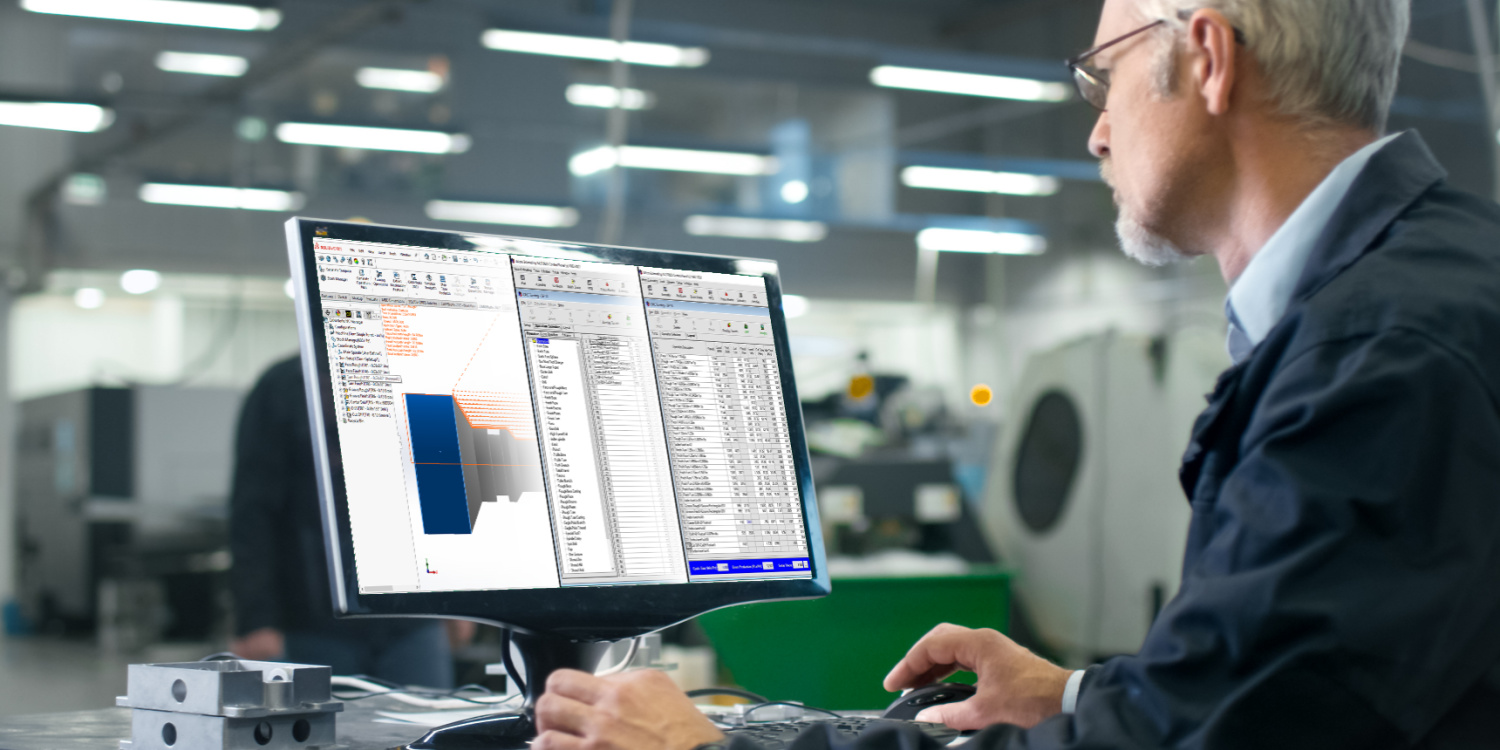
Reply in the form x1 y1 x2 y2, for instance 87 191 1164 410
940 0 1099 41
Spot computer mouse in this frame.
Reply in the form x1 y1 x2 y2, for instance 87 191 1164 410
880 682 978 721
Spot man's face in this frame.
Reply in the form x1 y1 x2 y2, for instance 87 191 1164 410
1089 0 1211 265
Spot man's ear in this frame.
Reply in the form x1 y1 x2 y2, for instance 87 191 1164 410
1188 9 1238 116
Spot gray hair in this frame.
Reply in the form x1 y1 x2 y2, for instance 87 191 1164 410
1134 0 1410 133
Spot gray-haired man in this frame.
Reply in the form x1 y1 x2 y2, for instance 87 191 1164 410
532 1 1500 747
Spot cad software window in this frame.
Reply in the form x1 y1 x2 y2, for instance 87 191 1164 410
311 237 810 594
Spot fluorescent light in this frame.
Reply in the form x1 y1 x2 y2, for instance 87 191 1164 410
902 166 1060 196
21 0 281 30
275 122 471 154
0 101 114 132
917 228 1047 255
482 29 709 68
139 183 305 211
871 65 1071 102
120 269 161 294
566 84 655 110
426 200 580 228
74 288 105 309
64 173 107 205
156 51 249 77
782 294 810 319
284 279 296 299
685 216 827 243
571 146 778 177
780 180 810 204
356 67 445 93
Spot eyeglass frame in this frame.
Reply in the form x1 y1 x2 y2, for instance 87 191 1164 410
1066 9 1248 112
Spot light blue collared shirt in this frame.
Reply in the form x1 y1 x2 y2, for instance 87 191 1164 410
1224 133 1403 363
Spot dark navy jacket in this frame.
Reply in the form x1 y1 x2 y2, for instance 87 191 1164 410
771 132 1500 748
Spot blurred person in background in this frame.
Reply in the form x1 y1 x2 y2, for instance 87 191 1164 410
229 355 473 686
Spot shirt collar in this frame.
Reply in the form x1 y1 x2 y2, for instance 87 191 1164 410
1225 132 1403 360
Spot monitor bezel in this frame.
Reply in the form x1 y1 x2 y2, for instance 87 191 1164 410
285 217 830 641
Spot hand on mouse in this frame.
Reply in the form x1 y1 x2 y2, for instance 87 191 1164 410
883 623 1070 731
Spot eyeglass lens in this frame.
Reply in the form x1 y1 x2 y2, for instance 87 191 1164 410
1072 67 1109 111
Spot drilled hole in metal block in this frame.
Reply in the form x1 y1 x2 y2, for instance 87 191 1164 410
293 720 311 743
254 722 273 746
171 680 187 703
161 723 177 747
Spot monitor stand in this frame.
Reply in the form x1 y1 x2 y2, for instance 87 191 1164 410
407 631 617 750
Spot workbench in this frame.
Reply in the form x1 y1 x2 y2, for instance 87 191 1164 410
0 699 437 750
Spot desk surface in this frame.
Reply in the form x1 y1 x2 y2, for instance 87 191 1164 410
0 702 431 750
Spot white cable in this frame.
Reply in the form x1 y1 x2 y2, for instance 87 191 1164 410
329 676 521 710
594 637 640 676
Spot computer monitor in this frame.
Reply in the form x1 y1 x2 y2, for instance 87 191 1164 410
283 218 829 743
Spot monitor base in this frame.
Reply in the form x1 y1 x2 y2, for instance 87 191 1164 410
407 632 616 750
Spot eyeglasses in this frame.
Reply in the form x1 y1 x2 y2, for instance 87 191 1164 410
1066 10 1247 112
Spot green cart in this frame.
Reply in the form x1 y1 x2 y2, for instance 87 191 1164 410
696 567 1011 710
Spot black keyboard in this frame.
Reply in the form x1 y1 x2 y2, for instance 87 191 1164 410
723 717 959 749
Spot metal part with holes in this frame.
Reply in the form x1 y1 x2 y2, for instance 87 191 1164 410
115 661 342 750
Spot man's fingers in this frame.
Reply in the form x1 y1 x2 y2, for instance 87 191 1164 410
546 669 611 704
883 625 983 691
532 730 588 750
913 701 987 732
533 692 594 735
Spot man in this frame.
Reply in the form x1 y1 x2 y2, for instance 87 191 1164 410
531 0 1500 747
229 356 461 686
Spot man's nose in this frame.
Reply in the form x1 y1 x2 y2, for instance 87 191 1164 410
1088 112 1110 159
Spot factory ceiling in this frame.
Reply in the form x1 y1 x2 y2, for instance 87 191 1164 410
0 0 1493 303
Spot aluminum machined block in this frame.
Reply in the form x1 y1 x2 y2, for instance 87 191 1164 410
116 660 342 750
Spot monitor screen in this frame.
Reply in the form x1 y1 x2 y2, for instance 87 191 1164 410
286 218 826 638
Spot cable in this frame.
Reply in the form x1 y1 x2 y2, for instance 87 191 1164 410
594 637 639 676
686 688 770 704
743 702 843 722
329 676 521 709
501 629 525 696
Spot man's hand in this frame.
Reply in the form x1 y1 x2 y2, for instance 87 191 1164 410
883 623 1070 731
230 628 285 661
534 668 725 750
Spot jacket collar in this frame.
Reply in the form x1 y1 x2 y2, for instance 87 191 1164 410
1288 130 1447 305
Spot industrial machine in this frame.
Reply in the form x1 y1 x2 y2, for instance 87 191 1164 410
979 329 1228 664
14 385 241 641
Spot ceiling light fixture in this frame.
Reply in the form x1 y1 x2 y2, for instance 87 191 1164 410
565 84 655 110
917 228 1047 255
275 122 471 154
685 216 827 243
120 269 162 294
870 65 1071 102
481 29 709 68
426 200 580 228
155 51 249 77
21 0 281 30
571 146 778 177
0 101 114 132
780 180 810 204
139 183 305 211
901 166 1061 196
356 67 445 93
